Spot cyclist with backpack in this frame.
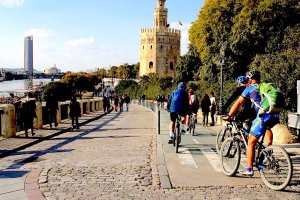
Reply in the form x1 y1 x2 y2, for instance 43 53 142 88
186 88 199 131
223 70 282 176
166 82 189 144
222 76 256 128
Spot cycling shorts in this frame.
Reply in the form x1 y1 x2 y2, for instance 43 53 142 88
170 111 187 122
250 113 280 138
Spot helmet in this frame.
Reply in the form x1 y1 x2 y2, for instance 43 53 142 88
178 82 186 89
246 70 260 80
236 76 248 84
188 88 194 94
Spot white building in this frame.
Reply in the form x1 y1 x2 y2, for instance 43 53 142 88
43 64 61 74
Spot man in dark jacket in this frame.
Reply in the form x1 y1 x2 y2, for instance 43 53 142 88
46 93 58 129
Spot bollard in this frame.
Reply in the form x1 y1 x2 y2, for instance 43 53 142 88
157 109 160 134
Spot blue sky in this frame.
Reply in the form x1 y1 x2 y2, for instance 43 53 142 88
0 0 204 72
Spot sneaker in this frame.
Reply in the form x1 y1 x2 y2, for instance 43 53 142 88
187 127 190 132
168 137 173 144
239 169 254 177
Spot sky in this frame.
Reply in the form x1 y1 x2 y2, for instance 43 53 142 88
0 0 204 72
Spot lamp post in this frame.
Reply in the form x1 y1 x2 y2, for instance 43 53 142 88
218 59 226 114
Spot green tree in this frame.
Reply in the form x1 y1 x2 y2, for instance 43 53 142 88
176 44 202 82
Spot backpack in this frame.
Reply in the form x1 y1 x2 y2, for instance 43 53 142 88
192 95 200 110
256 83 285 114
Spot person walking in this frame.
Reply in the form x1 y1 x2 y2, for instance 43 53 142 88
22 92 36 137
200 93 211 127
46 92 58 129
209 92 217 126
119 95 124 112
124 94 130 111
103 95 110 113
113 95 119 112
69 95 81 130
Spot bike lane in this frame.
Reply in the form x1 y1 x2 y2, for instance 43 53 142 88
158 108 270 187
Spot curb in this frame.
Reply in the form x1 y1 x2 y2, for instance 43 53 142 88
25 168 46 200
134 103 173 189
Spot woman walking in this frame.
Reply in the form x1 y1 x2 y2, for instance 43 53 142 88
201 93 211 126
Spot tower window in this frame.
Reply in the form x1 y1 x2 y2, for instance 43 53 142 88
171 46 172 49
161 45 163 49
149 62 153 68
170 62 174 70
150 45 152 49
143 46 144 49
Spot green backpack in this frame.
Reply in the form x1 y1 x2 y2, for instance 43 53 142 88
256 83 285 114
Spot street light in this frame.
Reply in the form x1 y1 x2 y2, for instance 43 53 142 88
218 59 226 114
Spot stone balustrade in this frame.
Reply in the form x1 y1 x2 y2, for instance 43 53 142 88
0 97 104 138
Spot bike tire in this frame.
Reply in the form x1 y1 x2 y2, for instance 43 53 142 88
175 125 180 153
192 120 195 136
259 145 293 191
220 137 241 176
216 126 232 154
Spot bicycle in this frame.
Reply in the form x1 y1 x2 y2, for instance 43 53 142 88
216 119 251 154
220 119 293 191
171 114 182 153
188 113 196 136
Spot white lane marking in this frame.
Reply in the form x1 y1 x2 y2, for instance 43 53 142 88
178 147 198 168
193 139 222 172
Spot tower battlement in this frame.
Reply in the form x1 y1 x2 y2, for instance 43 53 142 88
140 27 180 35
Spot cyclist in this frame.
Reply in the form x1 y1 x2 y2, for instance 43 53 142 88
223 70 280 176
167 82 189 144
186 88 199 131
222 76 256 129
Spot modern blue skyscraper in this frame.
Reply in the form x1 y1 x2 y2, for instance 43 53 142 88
24 36 33 75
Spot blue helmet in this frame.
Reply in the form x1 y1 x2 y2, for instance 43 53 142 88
236 76 248 84
178 82 186 89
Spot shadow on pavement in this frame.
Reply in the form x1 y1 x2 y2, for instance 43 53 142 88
4 111 122 170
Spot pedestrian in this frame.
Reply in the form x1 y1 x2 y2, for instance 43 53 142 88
22 92 36 137
113 95 119 112
124 94 130 111
201 93 211 127
209 92 217 126
119 95 124 112
69 95 81 130
46 92 58 129
103 95 110 113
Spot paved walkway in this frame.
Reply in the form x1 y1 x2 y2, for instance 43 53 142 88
0 103 299 200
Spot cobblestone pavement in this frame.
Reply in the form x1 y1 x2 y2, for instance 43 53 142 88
0 104 299 200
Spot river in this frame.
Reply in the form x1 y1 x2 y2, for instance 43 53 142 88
0 79 59 97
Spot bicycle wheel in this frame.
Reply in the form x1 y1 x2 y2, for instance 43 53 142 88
220 137 241 176
216 126 232 154
192 119 195 136
175 125 180 153
259 145 293 191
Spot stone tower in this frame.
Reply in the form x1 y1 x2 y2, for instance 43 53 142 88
139 0 181 77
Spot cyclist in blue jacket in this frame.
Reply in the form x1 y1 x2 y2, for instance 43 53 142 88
167 82 189 144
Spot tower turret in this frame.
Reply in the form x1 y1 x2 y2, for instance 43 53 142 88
154 0 168 28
